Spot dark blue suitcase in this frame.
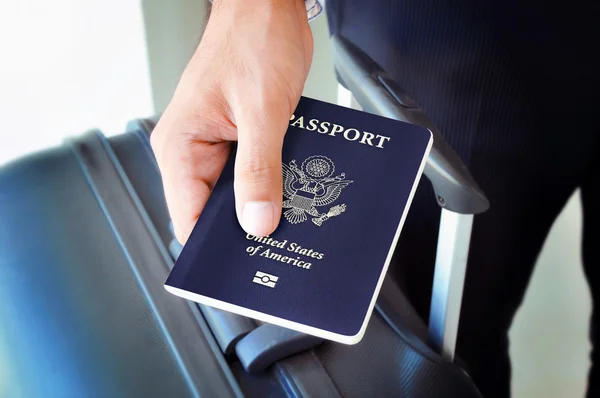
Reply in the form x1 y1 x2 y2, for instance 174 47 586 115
0 37 487 398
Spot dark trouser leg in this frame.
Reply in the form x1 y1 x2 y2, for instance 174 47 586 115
579 142 600 398
392 141 582 398
386 59 599 398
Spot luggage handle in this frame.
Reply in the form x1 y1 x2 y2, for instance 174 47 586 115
235 324 324 374
332 35 487 362
134 38 491 216
428 210 473 361
331 35 489 215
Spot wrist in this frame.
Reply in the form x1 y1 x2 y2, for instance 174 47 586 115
213 0 304 6
211 0 304 13
211 0 309 27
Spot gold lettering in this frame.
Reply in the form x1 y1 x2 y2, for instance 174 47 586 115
291 116 305 129
375 135 391 148
329 124 344 137
343 128 361 141
307 119 319 131
360 131 376 146
318 121 330 134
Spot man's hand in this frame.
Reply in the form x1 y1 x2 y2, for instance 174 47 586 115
150 0 313 244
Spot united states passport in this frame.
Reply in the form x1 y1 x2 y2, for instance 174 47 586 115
164 96 433 344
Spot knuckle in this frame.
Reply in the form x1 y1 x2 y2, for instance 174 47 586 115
240 158 280 185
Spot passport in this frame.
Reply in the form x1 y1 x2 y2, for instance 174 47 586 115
164 96 433 344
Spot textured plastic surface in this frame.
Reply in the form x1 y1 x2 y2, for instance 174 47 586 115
332 35 489 215
316 311 480 397
236 324 324 374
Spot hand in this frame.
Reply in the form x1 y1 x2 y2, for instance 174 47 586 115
151 0 313 244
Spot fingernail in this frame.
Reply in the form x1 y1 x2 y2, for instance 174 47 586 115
241 202 275 236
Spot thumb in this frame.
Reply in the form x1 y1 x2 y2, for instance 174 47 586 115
234 107 288 237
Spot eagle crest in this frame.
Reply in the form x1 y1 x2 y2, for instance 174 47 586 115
281 155 352 226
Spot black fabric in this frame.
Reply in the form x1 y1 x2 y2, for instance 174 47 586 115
326 1 600 397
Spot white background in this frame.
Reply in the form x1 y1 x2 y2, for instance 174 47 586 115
0 2 592 396
0 1 154 165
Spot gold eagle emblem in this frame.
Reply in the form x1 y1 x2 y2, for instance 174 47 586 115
282 155 352 226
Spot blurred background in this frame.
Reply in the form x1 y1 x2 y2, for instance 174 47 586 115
0 2 591 396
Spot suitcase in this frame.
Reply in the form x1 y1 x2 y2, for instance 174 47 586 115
0 36 488 397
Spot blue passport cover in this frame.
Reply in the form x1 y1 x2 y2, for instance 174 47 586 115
165 96 432 344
